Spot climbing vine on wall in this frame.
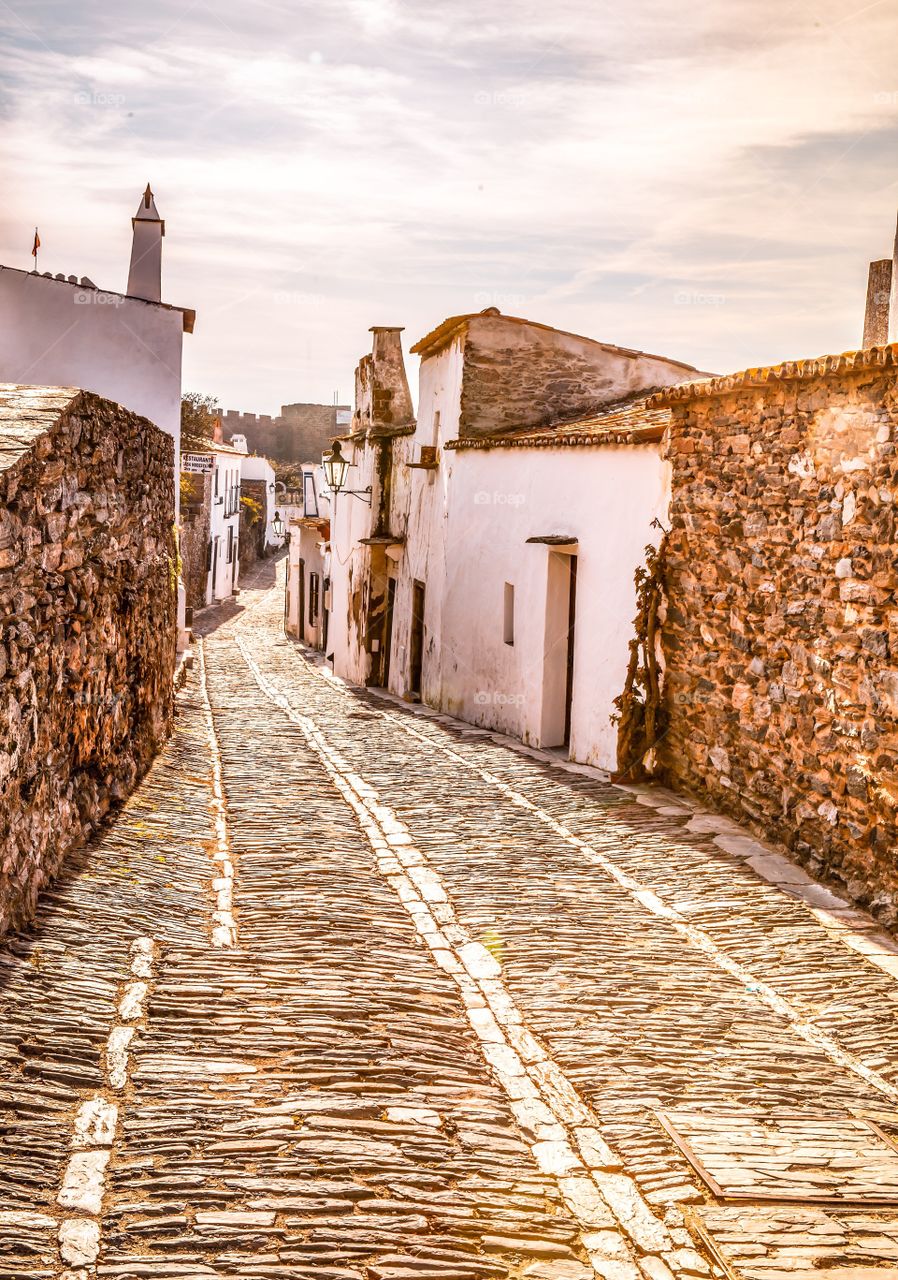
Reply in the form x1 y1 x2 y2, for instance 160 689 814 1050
612 533 667 782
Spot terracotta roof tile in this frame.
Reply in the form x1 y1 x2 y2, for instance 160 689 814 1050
444 394 670 451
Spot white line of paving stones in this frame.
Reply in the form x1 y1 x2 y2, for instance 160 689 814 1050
285 620 898 1105
367 704 898 1110
340 663 898 973
197 638 237 948
53 936 158 1276
677 809 898 983
266 581 898 1079
316 653 898 992
236 634 707 1280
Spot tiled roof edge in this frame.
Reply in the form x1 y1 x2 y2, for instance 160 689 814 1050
445 424 665 451
411 310 703 373
649 342 898 407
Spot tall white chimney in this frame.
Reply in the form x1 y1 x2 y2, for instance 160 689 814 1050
127 183 164 302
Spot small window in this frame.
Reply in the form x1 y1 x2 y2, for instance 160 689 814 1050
226 526 234 564
432 409 441 447
309 572 320 624
503 582 515 646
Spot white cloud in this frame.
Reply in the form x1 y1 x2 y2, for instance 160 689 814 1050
0 0 896 407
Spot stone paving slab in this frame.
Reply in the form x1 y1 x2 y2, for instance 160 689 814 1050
225 566 898 1275
0 680 215 1275
686 1205 898 1279
0 572 601 1279
4 559 898 1279
656 1112 898 1203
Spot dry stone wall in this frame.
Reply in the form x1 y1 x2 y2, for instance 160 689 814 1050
222 404 348 464
0 384 176 936
657 357 898 925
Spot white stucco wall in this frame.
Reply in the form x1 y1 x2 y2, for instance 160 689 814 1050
378 341 463 698
439 445 669 768
287 530 302 637
286 465 331 649
327 329 672 770
287 526 329 648
329 439 380 682
207 450 241 603
239 454 277 544
386 433 670 771
0 269 185 445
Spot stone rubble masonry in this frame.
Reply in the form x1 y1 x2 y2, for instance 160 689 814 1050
654 351 898 926
352 325 416 439
179 468 212 610
454 313 701 439
0 383 176 937
222 402 349 464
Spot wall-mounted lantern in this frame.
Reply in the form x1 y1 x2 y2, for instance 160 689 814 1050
322 441 371 505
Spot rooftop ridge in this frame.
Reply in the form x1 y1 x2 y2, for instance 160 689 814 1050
650 341 898 406
0 263 195 333
410 308 704 374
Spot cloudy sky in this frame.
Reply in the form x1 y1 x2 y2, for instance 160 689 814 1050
1 0 897 412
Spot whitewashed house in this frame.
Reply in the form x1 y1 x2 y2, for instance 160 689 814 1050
286 464 331 650
0 185 193 506
0 184 195 646
181 423 244 608
206 440 242 603
328 309 704 771
229 434 278 548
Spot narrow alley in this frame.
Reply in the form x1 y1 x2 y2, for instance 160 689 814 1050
3 558 898 1280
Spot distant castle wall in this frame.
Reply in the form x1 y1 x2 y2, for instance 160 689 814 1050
222 403 351 464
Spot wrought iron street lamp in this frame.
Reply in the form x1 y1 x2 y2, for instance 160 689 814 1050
322 441 371 504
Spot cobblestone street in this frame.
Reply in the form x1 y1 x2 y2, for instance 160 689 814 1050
4 557 898 1280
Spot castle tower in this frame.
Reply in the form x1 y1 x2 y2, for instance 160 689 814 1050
127 184 164 302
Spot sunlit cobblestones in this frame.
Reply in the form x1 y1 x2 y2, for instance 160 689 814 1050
2 560 898 1277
